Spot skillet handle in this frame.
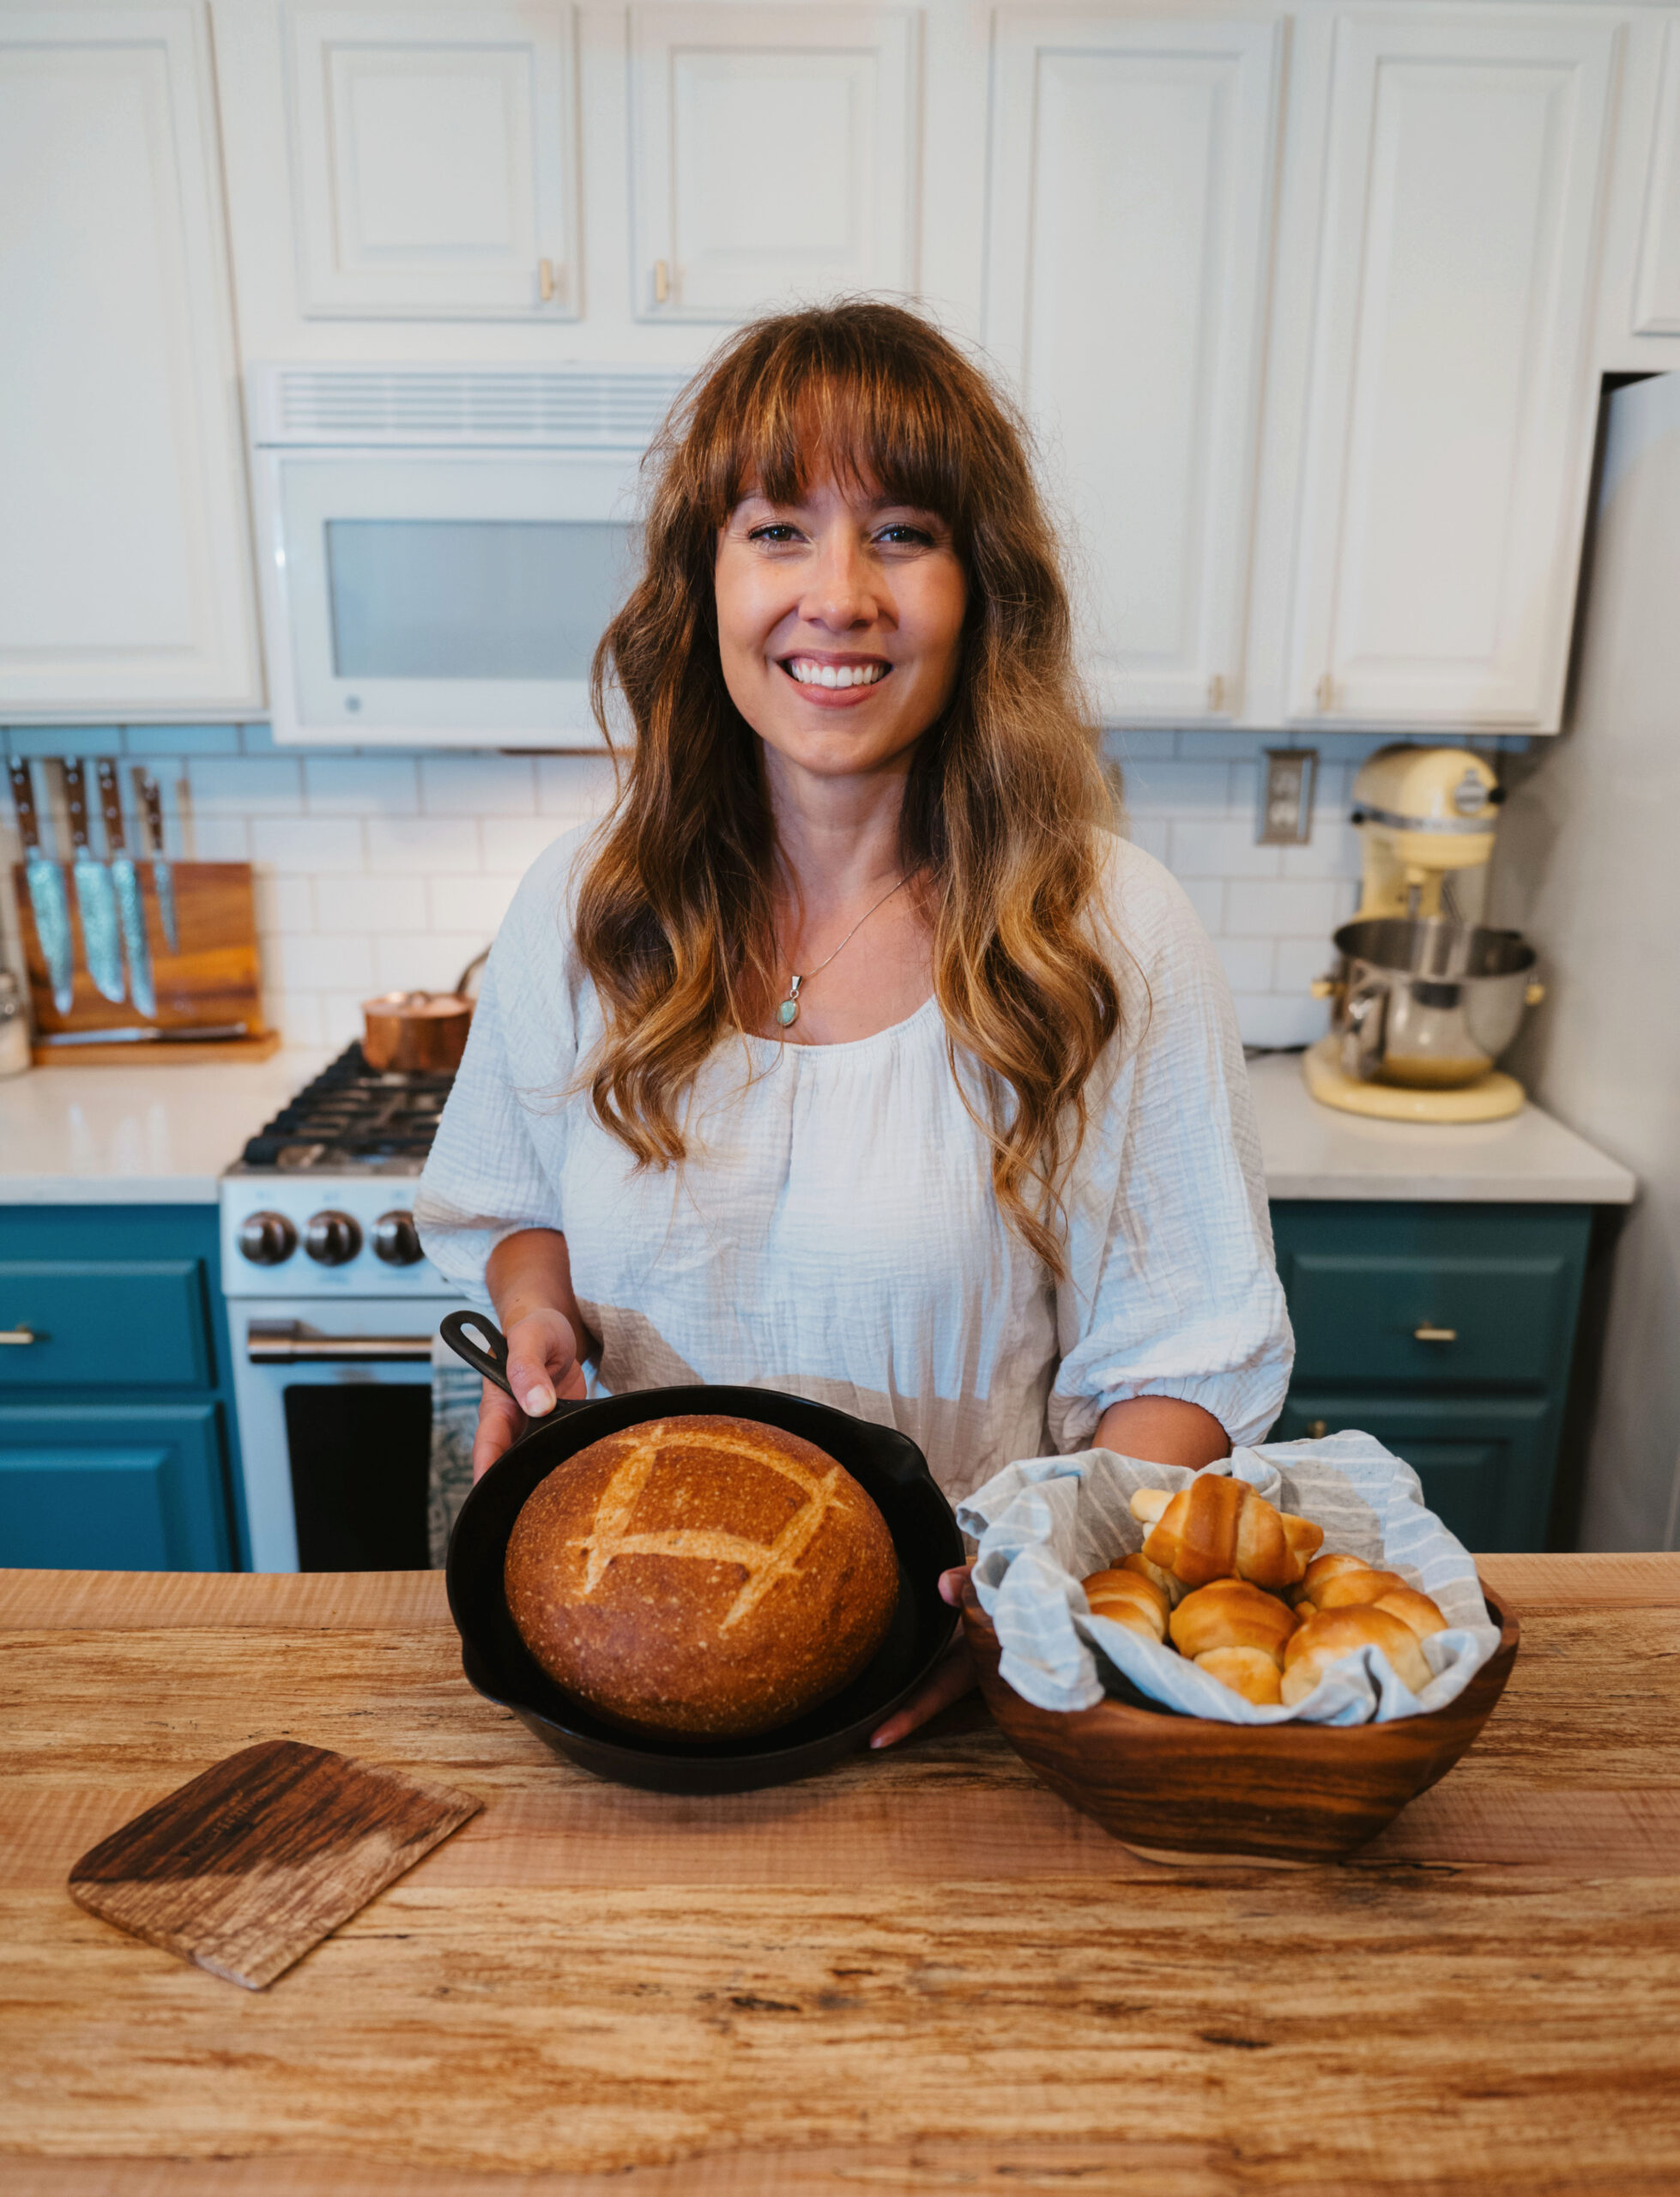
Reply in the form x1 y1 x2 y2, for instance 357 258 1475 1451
437 1308 592 1425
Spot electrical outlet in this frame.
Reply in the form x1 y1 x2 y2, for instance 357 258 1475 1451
1257 748 1317 845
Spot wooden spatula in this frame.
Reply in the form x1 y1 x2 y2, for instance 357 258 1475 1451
69 1738 480 1989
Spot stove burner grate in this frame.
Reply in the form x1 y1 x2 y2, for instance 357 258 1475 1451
239 1044 455 1171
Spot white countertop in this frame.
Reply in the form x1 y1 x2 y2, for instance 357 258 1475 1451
1247 1051 1636 1204
0 1051 332 1204
0 1047 1637 1207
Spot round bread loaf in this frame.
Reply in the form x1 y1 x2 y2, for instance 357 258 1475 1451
504 1414 900 1740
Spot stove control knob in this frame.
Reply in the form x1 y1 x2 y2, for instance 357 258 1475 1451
372 1210 423 1267
238 1211 298 1267
304 1209 362 1267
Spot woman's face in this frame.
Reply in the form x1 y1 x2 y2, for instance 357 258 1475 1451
715 471 967 787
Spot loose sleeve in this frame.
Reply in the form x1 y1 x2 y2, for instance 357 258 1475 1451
414 832 587 1295
1048 844 1294 1455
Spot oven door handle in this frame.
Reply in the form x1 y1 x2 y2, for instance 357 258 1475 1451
246 1320 435 1365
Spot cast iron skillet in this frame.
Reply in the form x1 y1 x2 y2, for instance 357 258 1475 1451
440 1310 965 1795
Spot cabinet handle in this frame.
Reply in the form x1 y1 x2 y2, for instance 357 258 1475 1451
653 258 671 306
1305 1418 1328 1440
1207 672 1226 712
1315 673 1335 712
1413 1324 1458 1343
537 257 555 302
0 1325 39 1345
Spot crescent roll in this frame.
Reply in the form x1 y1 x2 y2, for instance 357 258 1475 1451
1130 1475 1323 1593
1194 1645 1284 1706
1169 1577 1298 1667
1121 1549 1187 1609
1280 1607 1433 1705
1082 1566 1169 1643
1292 1551 1372 1609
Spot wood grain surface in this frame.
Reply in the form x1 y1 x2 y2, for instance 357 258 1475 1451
69 1740 481 1989
3 1558 1677 2197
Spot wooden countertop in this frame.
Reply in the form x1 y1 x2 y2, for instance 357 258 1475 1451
3 1557 1677 2197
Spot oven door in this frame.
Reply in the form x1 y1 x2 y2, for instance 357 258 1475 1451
254 449 641 747
229 1298 445 1571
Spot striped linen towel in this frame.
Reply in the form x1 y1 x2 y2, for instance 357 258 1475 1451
956 1431 1501 1727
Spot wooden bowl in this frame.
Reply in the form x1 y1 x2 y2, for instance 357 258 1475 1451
962 1583 1520 1863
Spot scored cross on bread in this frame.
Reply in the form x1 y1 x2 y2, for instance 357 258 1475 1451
1130 1475 1323 1593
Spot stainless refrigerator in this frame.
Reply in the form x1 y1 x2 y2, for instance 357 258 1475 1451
1496 369 1680 1550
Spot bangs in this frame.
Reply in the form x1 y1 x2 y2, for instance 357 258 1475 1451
692 320 980 530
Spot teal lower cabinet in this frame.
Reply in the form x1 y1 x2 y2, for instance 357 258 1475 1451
0 1207 243 1571
0 1402 232 1569
1268 1201 1593 1553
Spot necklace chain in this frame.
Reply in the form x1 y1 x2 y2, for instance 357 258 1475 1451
775 873 911 1029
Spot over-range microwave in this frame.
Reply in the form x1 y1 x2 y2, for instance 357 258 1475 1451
247 364 688 747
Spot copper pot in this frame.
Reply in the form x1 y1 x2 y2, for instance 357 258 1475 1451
360 990 472 1074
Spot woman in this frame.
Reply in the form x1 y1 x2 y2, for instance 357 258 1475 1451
416 300 1292 1745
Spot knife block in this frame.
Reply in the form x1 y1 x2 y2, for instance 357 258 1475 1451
11 860 276 1062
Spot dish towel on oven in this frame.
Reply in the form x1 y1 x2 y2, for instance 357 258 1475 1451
958 1431 1502 1726
428 1335 480 1568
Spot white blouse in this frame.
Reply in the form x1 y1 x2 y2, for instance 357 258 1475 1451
416 826 1292 1505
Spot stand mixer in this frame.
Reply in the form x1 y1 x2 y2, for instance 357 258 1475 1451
1303 746 1544 1123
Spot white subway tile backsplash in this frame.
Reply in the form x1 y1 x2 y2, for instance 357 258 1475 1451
420 754 536 815
304 754 420 816
1215 937 1276 992
481 816 567 872
429 874 519 935
373 931 488 993
271 931 375 994
536 754 618 817
366 816 481 873
189 755 302 815
1169 816 1283 881
1225 877 1341 937
313 874 427 932
250 816 363 871
9 723 1375 1053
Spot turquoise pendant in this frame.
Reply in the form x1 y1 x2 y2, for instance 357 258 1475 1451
776 996 799 1027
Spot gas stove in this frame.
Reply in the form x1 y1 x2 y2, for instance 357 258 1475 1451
220 1044 465 1572
221 1044 458 1301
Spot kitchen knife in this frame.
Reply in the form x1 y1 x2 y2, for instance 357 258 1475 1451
96 758 156 1018
7 758 75 1014
133 767 178 954
62 760 125 1005
39 1022 250 1046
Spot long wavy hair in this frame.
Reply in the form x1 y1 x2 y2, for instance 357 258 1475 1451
575 300 1121 1274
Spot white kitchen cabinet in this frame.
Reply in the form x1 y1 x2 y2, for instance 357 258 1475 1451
1285 9 1617 732
283 3 580 319
628 4 920 323
1634 17 1680 336
986 11 1284 723
0 3 261 717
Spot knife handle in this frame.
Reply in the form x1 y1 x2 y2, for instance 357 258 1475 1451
132 767 166 856
7 759 41 854
95 759 128 855
62 760 92 854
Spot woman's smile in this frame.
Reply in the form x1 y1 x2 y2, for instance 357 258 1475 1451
780 650 892 701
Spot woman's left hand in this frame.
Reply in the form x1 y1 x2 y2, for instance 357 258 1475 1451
868 1565 976 1748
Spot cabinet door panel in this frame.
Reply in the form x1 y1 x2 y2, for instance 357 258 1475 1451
0 7 259 714
1280 1249 1578 1389
1287 12 1616 729
1635 19 1680 335
0 1402 232 1570
286 5 579 318
630 5 917 320
988 14 1281 723
0 1261 212 1391
1274 1392 1554 1552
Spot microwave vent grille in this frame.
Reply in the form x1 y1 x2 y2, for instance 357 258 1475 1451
260 366 691 446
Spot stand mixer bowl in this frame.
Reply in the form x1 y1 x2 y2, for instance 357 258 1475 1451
1330 918 1541 1087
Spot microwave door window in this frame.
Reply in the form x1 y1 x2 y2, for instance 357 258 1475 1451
323 518 637 681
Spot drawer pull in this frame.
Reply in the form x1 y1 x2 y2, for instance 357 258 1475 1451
1413 1325 1459 1343
248 1321 432 1365
1305 1418 1328 1439
0 1324 39 1345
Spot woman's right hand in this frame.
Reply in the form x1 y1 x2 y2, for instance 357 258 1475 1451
470 1306 588 1481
